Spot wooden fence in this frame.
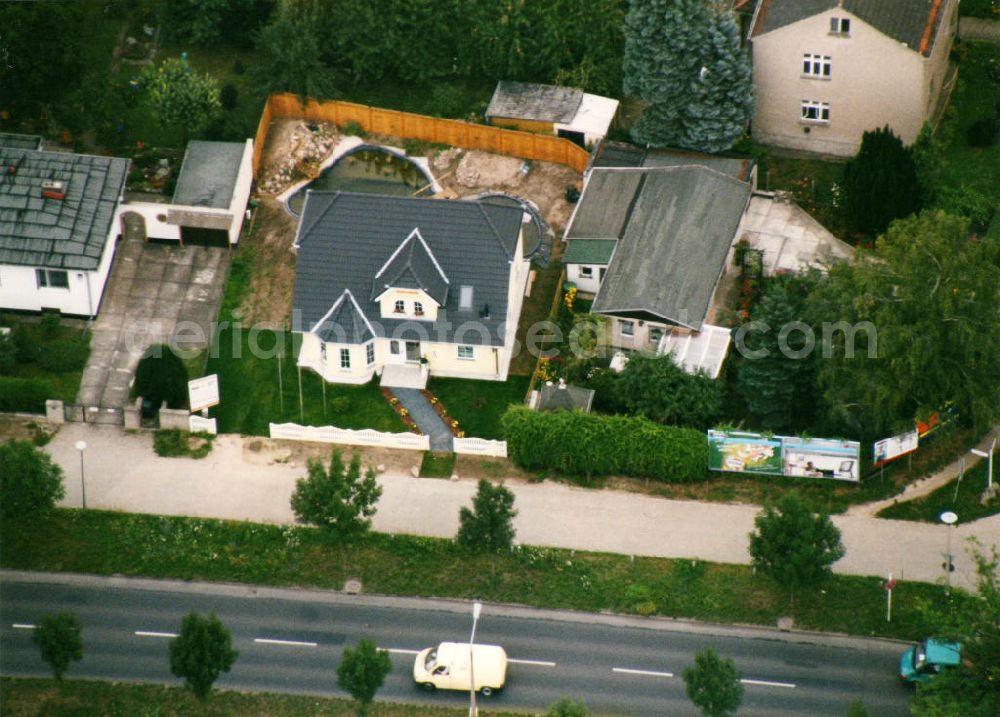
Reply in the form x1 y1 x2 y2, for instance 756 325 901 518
253 93 590 176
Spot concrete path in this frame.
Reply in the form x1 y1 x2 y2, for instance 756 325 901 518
43 423 999 592
391 387 453 452
960 17 1000 43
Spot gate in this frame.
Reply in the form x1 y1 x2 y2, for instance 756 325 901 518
64 403 125 426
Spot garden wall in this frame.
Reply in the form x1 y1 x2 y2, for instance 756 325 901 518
253 94 591 176
270 422 430 451
453 437 508 458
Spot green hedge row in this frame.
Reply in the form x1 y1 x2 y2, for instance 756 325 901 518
0 377 52 413
501 406 707 482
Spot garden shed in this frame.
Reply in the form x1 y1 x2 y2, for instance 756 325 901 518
486 81 619 147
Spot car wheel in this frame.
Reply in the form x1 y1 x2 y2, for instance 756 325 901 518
420 682 436 692
481 686 493 697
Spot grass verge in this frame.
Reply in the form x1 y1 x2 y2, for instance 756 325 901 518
0 315 90 404
877 461 1000 523
0 677 520 717
427 376 530 440
0 508 970 641
153 429 215 459
420 451 457 478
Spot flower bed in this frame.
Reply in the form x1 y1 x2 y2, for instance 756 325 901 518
420 389 464 438
379 387 422 434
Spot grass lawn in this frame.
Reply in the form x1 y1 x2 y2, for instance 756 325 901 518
878 461 1000 523
510 262 565 377
1 316 90 404
0 508 970 641
420 451 457 477
427 376 530 439
0 678 520 717
204 328 399 436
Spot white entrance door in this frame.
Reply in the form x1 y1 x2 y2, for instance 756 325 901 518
387 340 406 365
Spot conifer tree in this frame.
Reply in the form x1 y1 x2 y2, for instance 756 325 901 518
842 126 922 236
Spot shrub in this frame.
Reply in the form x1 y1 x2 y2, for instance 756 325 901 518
11 324 40 364
153 429 188 457
0 332 15 375
342 120 366 138
501 406 707 483
220 82 239 111
967 116 999 147
38 338 89 373
134 345 188 409
40 313 61 336
0 377 52 413
0 439 65 518
330 396 351 413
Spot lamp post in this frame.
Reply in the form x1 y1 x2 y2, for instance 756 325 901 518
468 600 482 717
74 440 87 510
940 511 957 592
970 436 996 492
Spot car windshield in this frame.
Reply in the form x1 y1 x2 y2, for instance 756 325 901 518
424 649 438 671
913 644 927 671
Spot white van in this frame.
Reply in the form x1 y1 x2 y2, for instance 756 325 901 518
412 642 508 695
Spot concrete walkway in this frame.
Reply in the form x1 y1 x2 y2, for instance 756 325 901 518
391 388 453 452
42 423 999 592
960 17 1000 43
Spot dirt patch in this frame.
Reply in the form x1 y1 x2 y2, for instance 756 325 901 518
0 416 57 443
240 197 298 327
258 119 340 196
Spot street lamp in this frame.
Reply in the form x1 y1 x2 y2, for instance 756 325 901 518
74 440 87 510
940 510 957 592
468 600 482 717
970 436 996 493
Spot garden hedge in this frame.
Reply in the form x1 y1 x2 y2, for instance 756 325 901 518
501 406 707 483
0 377 53 413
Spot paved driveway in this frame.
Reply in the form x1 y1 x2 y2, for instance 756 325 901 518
76 228 229 408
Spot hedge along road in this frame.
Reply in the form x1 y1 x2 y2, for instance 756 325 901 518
43 422 999 592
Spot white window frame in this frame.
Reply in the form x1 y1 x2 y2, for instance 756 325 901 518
459 285 474 311
339 348 351 369
648 326 664 346
365 342 375 366
457 345 475 360
830 17 850 35
801 100 830 124
620 320 634 337
802 53 831 78
414 301 424 316
578 265 593 278
394 299 405 314
36 268 69 289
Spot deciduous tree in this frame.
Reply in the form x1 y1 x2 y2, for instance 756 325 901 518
457 480 517 554
683 648 744 717
169 612 238 700
291 450 382 542
842 126 922 236
0 439 65 518
336 638 392 717
33 613 83 680
143 56 222 140
134 344 189 410
615 353 722 429
253 0 335 101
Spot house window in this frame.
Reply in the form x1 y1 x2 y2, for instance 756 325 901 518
340 348 351 369
579 266 593 278
830 17 850 35
457 345 475 360
801 100 830 123
649 326 664 346
459 285 474 310
414 301 424 316
36 269 69 289
366 343 375 366
320 343 327 363
620 320 634 337
802 54 831 78
394 299 405 313
390 340 400 355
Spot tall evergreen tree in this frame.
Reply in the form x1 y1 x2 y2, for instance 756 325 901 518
842 126 922 236
623 0 753 152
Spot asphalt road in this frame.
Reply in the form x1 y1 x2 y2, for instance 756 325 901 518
0 572 915 716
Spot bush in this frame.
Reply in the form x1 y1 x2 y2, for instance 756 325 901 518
0 332 15 375
0 439 65 518
330 396 350 414
501 406 707 483
960 0 999 18
37 338 89 373
153 429 214 459
134 345 188 410
220 82 239 111
0 377 53 413
11 325 40 364
967 116 999 147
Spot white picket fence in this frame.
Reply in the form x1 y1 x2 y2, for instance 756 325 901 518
269 422 430 451
453 437 508 458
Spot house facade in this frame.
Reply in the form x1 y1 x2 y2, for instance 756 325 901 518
292 192 530 385
749 0 958 156
0 137 129 316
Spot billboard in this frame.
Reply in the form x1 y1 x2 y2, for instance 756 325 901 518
873 430 919 466
708 430 861 482
188 374 220 412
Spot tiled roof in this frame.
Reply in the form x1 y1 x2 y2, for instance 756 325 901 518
372 228 450 305
537 381 594 413
0 133 43 150
312 289 375 344
293 192 524 346
753 0 949 56
563 239 617 265
592 142 754 181
486 81 583 123
172 140 245 209
0 147 128 271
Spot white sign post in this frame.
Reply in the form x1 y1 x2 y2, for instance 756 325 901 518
188 375 220 413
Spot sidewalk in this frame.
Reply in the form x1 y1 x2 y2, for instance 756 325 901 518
43 422 1000 592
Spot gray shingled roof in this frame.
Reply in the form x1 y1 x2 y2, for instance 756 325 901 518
172 140 245 209
313 289 375 344
537 381 594 413
0 133 43 150
754 0 946 56
585 167 752 330
486 81 583 123
0 147 128 271
592 142 754 181
294 192 524 347
372 229 450 305
563 239 617 265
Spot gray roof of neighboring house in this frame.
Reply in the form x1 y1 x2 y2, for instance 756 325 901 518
592 142 754 181
585 167 752 330
753 0 948 56
0 133 43 150
294 192 524 346
537 381 595 413
486 81 584 123
563 239 617 265
372 229 450 306
172 140 246 209
0 147 128 271
566 170 644 240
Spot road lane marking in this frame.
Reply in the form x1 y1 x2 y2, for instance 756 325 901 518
508 658 557 667
386 648 421 655
613 667 674 678
12 624 36 630
254 638 318 648
741 678 796 689
135 631 178 638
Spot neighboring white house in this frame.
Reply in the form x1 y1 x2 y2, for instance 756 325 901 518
120 139 254 246
292 192 530 387
485 81 620 147
749 0 958 156
0 135 129 317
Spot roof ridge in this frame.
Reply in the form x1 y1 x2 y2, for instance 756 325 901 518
295 191 341 248
477 201 515 261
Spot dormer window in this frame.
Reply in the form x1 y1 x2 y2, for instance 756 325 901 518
414 301 424 316
394 299 405 313
459 285 474 311
830 17 850 35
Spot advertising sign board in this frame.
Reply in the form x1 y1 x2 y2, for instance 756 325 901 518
188 374 220 412
873 430 919 466
707 430 783 475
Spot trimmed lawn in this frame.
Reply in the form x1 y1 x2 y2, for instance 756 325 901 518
420 451 457 477
0 508 969 641
427 376 530 439
204 328 399 436
1 316 89 404
878 461 1000 523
